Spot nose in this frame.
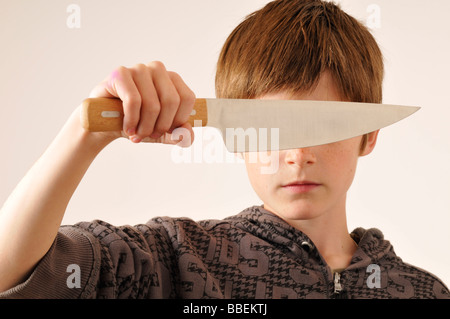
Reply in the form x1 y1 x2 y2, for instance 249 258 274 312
284 148 316 167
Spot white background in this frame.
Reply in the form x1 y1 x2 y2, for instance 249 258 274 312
1 0 449 286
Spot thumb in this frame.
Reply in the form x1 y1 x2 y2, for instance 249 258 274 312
169 122 195 148
141 122 195 147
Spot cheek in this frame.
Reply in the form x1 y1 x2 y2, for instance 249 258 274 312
323 142 360 184
244 160 264 190
244 158 276 195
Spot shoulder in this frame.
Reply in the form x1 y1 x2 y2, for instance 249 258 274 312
138 215 240 245
388 260 450 299
379 245 450 299
352 227 449 299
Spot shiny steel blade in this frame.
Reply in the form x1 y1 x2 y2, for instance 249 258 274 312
204 99 420 152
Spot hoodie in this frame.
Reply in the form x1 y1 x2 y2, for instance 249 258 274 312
1 206 448 299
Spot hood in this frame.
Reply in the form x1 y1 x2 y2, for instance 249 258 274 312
226 205 395 271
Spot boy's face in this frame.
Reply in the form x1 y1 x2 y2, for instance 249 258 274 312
244 72 378 224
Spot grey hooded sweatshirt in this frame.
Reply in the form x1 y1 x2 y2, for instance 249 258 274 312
1 206 448 299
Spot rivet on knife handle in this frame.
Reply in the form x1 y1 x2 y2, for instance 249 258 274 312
81 97 208 132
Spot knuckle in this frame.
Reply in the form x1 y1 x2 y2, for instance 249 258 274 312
161 94 180 109
135 63 147 70
108 66 128 83
131 63 147 75
154 122 171 135
144 102 161 116
115 65 128 76
125 92 142 107
147 60 166 71
168 71 181 80
184 89 196 106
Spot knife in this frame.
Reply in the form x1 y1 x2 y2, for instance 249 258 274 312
81 97 420 152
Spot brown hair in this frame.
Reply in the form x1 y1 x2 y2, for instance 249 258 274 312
215 0 384 151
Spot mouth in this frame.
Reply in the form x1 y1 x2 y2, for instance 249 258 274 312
281 181 321 194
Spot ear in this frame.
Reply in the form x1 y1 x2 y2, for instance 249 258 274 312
359 130 379 156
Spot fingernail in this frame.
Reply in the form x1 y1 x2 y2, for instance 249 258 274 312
131 136 141 143
127 128 136 136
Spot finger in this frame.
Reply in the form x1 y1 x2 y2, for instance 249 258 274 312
91 66 142 135
167 71 196 132
140 122 194 147
130 64 160 139
148 61 180 139
163 122 195 147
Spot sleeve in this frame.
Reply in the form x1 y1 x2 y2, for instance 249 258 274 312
0 225 101 299
0 219 178 299
433 280 450 299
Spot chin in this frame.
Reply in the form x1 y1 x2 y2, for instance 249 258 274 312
265 202 323 222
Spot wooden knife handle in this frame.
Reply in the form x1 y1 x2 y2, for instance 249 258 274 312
81 97 208 132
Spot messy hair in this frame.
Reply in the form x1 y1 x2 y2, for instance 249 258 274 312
215 0 384 150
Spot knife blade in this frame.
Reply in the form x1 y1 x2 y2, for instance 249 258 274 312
81 97 420 152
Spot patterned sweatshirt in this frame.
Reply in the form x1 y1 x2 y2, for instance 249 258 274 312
1 206 448 299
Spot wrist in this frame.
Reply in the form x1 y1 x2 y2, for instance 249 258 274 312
67 105 119 155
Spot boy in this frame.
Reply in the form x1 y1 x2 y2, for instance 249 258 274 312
0 0 448 298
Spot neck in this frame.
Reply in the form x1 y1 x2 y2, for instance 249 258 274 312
267 200 357 271
296 214 356 271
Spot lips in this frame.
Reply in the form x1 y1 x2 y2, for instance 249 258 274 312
281 181 321 193
283 180 319 186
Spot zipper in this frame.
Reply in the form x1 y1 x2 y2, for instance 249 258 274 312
332 272 344 298
334 272 343 294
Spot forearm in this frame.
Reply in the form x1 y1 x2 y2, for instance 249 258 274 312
0 62 195 292
0 106 115 291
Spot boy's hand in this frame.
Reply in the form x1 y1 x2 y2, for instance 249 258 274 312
88 61 195 146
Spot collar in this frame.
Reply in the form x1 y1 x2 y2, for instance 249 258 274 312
227 205 394 270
